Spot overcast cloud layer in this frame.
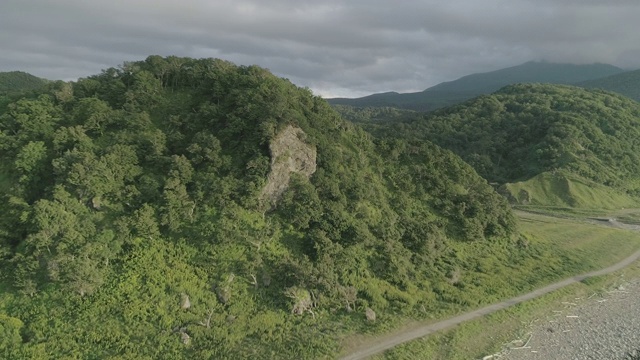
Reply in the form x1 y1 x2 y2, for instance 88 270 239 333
1 0 640 97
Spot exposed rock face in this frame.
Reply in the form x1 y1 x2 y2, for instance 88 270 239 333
180 331 191 345
260 125 317 208
365 307 376 322
180 294 191 309
215 286 231 305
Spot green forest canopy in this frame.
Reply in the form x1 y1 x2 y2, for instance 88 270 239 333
0 57 603 359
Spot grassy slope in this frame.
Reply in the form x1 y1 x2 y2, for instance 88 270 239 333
370 210 640 359
503 170 639 209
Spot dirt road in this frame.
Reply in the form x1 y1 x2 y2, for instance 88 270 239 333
339 246 640 360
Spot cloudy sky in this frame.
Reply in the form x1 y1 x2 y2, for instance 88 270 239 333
1 0 640 98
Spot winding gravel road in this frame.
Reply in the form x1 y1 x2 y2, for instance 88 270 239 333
340 225 640 360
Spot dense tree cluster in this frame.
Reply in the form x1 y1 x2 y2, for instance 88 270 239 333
0 57 526 358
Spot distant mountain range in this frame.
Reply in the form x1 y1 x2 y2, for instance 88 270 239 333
359 83 640 208
328 61 627 111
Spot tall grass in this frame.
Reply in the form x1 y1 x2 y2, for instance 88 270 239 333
353 210 640 359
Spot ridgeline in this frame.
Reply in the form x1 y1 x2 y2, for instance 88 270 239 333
328 62 624 112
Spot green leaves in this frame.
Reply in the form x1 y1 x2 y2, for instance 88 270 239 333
0 314 24 358
277 174 321 230
53 144 142 204
14 141 49 190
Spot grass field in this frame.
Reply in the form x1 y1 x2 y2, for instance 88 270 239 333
353 210 640 359
504 171 639 209
517 212 640 269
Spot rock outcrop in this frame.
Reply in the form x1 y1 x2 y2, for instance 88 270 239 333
260 125 316 208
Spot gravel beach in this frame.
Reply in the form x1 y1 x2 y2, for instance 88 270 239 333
503 276 640 360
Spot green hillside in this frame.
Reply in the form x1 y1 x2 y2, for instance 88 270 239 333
0 71 48 93
0 56 553 359
328 62 624 112
502 170 638 209
579 69 640 102
365 84 640 208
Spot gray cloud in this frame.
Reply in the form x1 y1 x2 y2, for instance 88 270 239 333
1 0 639 97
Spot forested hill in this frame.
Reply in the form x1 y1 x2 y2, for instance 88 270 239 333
0 71 48 93
327 62 624 112
579 69 640 102
0 56 526 358
365 84 640 206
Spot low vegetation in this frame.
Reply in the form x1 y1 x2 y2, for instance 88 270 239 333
367 211 640 359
